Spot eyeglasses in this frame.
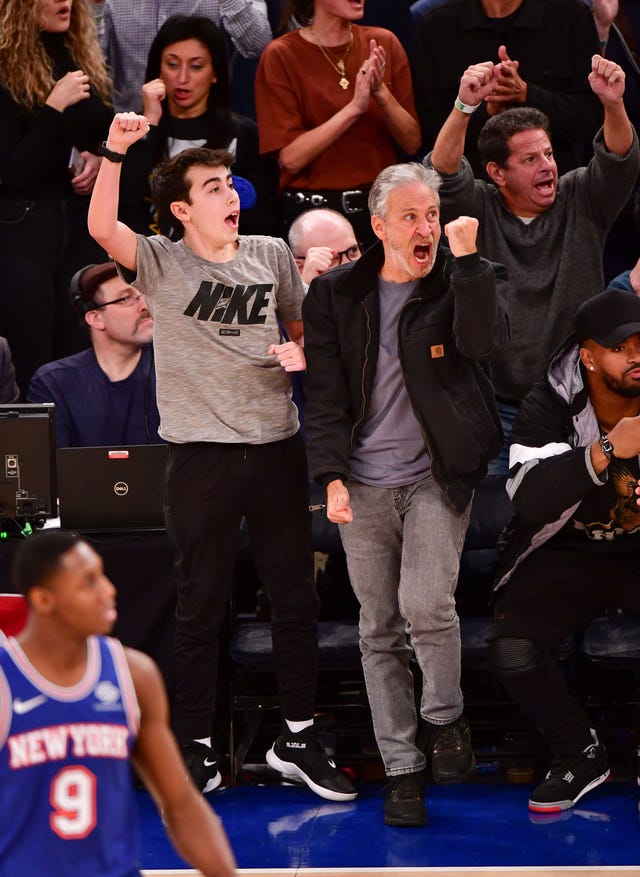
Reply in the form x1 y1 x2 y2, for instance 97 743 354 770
296 244 361 269
331 244 361 266
93 291 144 309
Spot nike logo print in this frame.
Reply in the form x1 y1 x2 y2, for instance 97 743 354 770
203 757 217 767
13 695 47 715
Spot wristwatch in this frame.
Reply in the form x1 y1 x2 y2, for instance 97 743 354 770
599 434 614 461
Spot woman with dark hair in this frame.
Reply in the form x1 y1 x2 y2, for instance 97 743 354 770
120 14 278 238
255 0 421 245
0 0 112 395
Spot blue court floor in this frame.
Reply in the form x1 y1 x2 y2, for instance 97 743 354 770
136 778 640 872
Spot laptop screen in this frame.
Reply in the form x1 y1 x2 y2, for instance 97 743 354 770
56 445 168 532
0 403 56 529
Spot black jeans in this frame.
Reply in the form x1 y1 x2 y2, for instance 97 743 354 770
164 433 319 742
0 196 103 395
490 545 640 754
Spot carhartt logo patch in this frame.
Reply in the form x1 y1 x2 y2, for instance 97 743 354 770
430 344 445 358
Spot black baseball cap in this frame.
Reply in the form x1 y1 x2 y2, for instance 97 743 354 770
575 289 640 347
70 262 119 311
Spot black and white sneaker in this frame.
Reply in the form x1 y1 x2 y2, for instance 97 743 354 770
529 731 610 813
266 726 357 802
181 740 222 794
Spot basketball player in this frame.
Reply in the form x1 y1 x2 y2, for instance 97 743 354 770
0 529 236 876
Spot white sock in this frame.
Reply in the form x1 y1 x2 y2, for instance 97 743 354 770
285 718 314 734
194 736 212 748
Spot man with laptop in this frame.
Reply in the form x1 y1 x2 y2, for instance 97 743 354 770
27 261 161 447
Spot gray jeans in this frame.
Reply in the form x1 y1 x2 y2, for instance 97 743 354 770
339 476 471 776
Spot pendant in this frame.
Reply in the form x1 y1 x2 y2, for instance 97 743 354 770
337 60 345 75
339 76 349 90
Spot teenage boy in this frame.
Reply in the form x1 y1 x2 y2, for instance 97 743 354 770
87 112 357 802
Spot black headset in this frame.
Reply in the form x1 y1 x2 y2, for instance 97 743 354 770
69 265 99 315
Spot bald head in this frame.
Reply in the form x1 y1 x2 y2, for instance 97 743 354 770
288 209 361 284
288 209 358 260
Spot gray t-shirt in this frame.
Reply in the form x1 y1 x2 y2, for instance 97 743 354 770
125 234 305 444
350 277 431 487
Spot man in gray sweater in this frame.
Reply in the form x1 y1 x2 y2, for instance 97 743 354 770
427 54 639 473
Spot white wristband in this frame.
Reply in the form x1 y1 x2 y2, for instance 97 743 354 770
454 96 480 114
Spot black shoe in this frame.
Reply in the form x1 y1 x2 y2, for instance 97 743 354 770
528 733 609 813
384 773 427 827
430 715 475 783
181 741 222 794
266 726 357 802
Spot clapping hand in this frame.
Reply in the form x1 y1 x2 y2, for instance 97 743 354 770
485 45 527 115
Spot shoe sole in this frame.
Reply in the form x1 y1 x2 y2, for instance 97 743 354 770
384 813 427 828
528 769 610 813
266 746 357 802
432 753 476 784
201 771 222 794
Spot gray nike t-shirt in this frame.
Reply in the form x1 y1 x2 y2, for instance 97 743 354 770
123 234 305 444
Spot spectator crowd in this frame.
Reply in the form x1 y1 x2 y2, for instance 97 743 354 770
2 0 640 842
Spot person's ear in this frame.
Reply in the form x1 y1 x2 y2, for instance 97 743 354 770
84 309 104 331
29 584 55 615
579 347 595 372
485 161 506 188
371 215 385 243
170 200 191 224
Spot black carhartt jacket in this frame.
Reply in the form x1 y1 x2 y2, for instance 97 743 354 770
302 241 510 513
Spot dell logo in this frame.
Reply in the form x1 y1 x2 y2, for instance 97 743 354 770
114 481 129 496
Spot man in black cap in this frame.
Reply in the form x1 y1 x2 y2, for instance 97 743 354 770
489 288 640 814
27 263 161 447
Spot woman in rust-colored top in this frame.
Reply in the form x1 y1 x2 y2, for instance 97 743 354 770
255 0 420 244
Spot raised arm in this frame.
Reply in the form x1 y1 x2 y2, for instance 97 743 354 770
430 62 496 175
87 113 150 271
127 648 236 877
589 54 633 155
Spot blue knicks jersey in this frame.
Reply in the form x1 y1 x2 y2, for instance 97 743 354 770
0 635 141 877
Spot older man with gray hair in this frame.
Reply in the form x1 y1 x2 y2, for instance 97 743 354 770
302 161 509 827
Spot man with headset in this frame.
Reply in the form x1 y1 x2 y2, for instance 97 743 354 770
27 262 162 447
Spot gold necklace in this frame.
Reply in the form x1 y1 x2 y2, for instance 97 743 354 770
309 24 353 90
